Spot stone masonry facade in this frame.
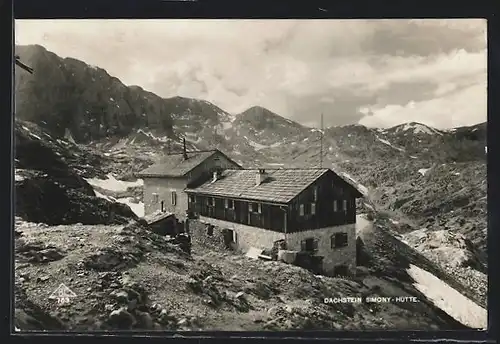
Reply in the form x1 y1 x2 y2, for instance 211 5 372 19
196 216 356 275
143 177 188 219
286 223 357 276
197 216 286 253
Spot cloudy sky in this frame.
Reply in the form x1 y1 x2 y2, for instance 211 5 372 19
15 19 487 129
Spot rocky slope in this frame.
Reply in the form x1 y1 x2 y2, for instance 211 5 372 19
15 216 484 331
15 44 175 143
14 44 488 315
14 120 139 225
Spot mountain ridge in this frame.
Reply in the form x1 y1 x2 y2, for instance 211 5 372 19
14 44 488 274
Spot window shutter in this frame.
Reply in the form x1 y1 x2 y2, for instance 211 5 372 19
313 238 319 251
233 230 237 243
311 203 316 215
343 200 347 211
258 203 262 213
224 199 228 208
299 204 304 216
333 200 338 212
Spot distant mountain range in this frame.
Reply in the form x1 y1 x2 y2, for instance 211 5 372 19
14 44 488 272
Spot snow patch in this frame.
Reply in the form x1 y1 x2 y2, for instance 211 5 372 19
116 197 145 218
340 172 368 196
398 123 442 135
418 168 430 176
94 190 115 201
247 139 268 150
29 133 42 140
136 129 169 143
15 171 25 181
376 136 405 152
85 174 143 192
407 264 487 329
110 97 114 101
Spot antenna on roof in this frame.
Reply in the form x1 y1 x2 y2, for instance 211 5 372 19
320 113 324 168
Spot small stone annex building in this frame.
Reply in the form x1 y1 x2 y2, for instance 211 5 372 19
136 141 242 221
185 168 363 276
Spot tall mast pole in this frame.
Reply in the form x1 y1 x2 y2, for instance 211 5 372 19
320 113 324 168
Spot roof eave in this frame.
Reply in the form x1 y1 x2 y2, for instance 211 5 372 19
185 190 291 206
135 173 187 178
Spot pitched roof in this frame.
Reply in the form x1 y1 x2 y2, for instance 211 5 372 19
136 150 218 177
143 211 174 225
185 168 331 204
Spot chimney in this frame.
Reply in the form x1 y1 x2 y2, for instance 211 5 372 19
255 169 268 186
182 138 188 160
212 169 222 183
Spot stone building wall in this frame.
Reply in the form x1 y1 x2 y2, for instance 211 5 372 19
286 223 357 276
143 177 188 219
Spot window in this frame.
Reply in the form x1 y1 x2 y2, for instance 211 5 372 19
208 197 215 206
250 203 260 213
311 203 316 215
171 191 177 206
299 204 305 216
333 200 338 212
331 232 348 249
160 201 165 212
301 238 318 252
224 199 235 209
152 193 159 203
189 195 196 203
342 200 347 211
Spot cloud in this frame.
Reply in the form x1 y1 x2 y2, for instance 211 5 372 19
15 19 487 128
358 80 487 129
